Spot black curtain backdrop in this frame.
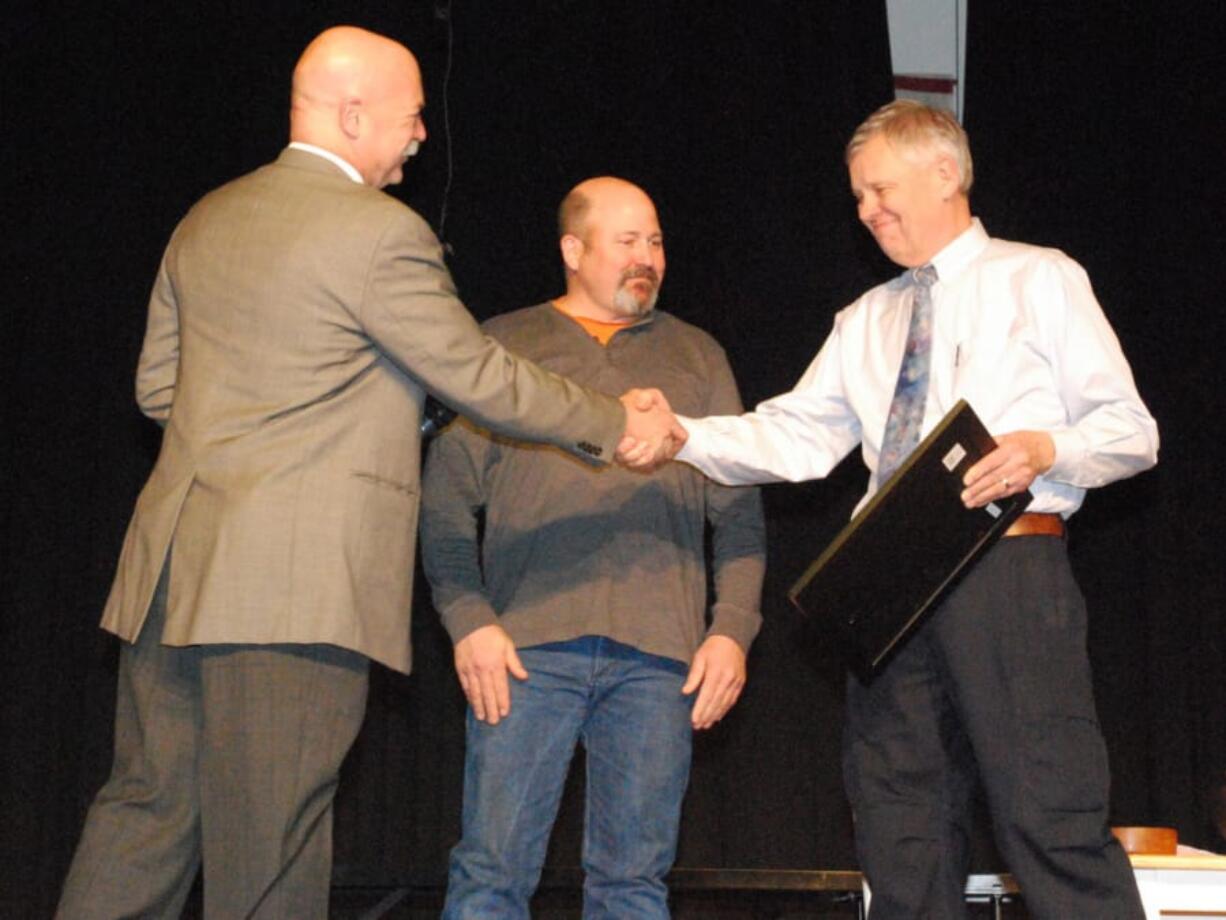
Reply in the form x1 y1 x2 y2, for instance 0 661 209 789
964 0 1226 857
2 2 1223 917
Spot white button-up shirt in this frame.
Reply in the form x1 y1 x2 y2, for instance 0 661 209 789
677 219 1159 517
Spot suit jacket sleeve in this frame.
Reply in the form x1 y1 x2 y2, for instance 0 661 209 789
134 244 181 425
359 210 625 464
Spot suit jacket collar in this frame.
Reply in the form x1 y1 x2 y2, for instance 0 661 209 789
275 145 364 183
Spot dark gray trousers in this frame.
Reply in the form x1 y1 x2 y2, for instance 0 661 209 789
844 534 1145 920
56 568 369 919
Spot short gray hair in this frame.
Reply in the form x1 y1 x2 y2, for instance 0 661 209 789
846 100 973 194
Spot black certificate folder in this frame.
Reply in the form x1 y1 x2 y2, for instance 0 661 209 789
788 400 1031 678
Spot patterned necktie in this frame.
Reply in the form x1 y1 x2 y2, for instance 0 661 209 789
878 264 939 482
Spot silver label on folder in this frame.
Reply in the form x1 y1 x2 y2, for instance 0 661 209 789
985 502 1002 518
942 443 967 472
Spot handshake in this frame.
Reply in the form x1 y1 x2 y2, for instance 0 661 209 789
616 389 688 470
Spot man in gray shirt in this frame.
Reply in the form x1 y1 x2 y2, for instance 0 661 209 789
421 176 766 919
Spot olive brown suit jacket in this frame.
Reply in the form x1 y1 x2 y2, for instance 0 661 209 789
100 147 624 673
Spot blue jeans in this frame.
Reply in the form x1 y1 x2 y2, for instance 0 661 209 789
442 636 693 920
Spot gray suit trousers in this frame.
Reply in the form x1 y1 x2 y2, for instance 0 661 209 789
57 566 370 920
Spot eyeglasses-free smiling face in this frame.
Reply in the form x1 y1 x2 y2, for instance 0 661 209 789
849 133 964 269
354 89 427 189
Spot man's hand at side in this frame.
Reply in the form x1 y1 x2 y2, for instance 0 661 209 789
454 624 528 725
682 635 747 730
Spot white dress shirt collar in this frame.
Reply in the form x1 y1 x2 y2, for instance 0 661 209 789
928 217 990 285
287 142 364 184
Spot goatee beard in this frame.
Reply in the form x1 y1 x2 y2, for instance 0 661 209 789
612 269 659 317
612 285 657 318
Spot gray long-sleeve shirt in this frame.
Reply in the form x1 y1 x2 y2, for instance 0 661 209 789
420 303 766 664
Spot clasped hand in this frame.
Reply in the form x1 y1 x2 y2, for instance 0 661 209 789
616 388 687 470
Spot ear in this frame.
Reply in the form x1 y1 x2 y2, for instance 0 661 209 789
932 153 961 199
338 97 362 141
560 234 584 273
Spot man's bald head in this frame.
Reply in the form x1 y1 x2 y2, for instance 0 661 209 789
558 176 655 244
290 26 428 188
556 177 665 322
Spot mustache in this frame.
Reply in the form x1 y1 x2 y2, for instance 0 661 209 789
620 266 659 285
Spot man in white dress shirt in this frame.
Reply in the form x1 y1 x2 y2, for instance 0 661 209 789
676 100 1157 919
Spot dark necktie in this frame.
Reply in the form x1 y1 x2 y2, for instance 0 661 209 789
878 264 938 482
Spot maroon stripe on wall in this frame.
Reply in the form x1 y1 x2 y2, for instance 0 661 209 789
894 74 957 93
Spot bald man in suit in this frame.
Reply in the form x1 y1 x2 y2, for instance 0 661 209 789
56 26 682 920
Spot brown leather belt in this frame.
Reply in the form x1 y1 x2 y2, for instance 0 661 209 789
1004 512 1065 538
